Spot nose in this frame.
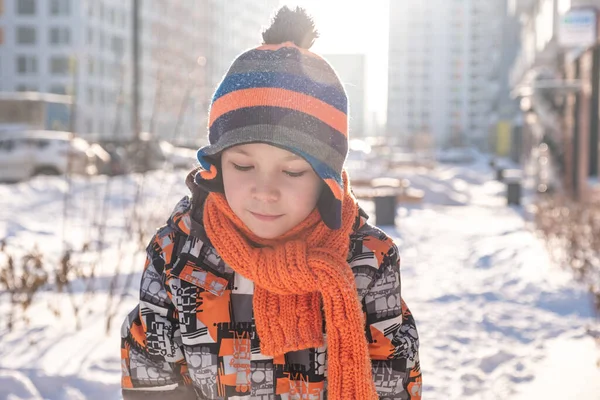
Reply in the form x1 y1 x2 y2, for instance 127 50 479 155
251 176 280 203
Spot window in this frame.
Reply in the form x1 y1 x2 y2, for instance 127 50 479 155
50 0 70 15
98 59 104 77
108 63 116 78
16 0 35 15
87 87 94 104
31 139 50 149
99 32 104 49
16 83 37 91
111 36 124 55
16 55 37 74
49 56 70 75
50 0 58 14
87 27 93 44
0 140 15 152
87 58 94 75
16 26 36 44
49 84 66 94
49 27 70 45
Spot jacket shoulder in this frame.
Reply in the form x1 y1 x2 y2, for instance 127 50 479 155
349 222 400 299
146 197 193 270
350 222 399 268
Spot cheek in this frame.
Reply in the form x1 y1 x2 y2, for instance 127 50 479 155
282 177 322 208
222 169 249 207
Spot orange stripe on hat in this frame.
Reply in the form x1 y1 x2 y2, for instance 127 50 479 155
209 87 348 136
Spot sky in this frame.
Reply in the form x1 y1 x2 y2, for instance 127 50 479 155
278 0 390 129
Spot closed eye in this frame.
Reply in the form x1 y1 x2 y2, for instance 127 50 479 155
284 170 306 178
232 163 253 171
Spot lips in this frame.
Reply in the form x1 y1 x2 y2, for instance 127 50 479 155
249 211 283 221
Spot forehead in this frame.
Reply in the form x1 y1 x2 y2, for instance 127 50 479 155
224 142 305 161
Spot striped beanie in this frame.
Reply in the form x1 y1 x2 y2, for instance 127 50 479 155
196 6 349 230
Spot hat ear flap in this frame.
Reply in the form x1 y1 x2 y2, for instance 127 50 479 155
317 185 342 230
195 151 224 193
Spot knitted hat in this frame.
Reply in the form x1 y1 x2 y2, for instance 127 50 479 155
196 6 349 230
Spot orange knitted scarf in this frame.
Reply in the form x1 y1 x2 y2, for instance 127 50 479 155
202 171 377 399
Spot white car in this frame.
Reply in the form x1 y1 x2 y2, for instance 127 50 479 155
0 131 93 182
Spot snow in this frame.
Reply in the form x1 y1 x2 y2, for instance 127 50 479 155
1 155 599 399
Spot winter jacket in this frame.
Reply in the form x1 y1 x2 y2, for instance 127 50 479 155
120 174 421 399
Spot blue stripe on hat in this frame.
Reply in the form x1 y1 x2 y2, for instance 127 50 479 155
292 148 343 187
212 71 347 113
196 148 213 171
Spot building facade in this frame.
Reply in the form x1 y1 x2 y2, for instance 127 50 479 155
0 0 278 145
322 53 367 137
509 0 600 200
0 0 135 138
387 0 506 148
207 0 280 92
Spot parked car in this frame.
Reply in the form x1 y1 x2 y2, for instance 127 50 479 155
125 133 168 173
91 143 129 176
0 130 94 182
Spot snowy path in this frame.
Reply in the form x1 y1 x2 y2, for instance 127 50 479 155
390 203 598 399
0 160 599 399
381 162 600 399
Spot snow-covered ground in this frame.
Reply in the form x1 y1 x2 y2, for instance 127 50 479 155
0 156 598 399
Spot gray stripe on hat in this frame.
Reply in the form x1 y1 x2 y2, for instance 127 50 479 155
200 124 346 173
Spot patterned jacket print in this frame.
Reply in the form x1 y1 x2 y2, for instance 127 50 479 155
120 180 421 400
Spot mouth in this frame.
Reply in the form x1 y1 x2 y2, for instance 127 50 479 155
249 211 283 221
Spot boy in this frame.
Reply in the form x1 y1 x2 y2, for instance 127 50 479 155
121 6 421 399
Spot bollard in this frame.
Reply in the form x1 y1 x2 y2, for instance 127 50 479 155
496 168 505 182
370 178 401 227
374 193 397 226
507 181 521 205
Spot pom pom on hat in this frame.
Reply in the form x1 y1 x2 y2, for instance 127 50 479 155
262 6 319 49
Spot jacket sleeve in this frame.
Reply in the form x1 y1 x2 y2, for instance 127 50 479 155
120 228 197 399
364 243 422 400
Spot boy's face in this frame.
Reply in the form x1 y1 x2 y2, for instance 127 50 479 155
221 143 323 239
